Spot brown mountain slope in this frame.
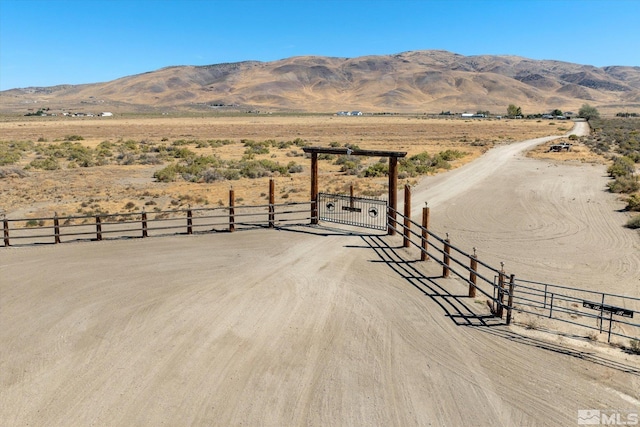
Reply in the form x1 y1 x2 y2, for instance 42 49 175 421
1 50 639 114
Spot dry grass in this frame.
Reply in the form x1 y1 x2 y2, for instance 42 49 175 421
0 115 558 220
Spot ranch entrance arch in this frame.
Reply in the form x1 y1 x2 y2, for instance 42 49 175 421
302 147 407 234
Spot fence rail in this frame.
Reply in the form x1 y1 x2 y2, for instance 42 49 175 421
2 179 313 246
388 184 639 344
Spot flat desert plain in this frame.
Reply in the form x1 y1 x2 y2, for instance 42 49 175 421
0 115 576 218
1 117 639 426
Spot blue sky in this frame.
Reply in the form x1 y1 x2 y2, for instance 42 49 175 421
1 0 638 90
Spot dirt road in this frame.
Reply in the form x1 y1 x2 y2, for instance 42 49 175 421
411 121 640 296
1 121 639 426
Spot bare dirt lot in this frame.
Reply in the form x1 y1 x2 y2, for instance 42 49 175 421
1 118 639 426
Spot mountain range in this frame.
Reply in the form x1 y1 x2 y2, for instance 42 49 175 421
1 50 639 114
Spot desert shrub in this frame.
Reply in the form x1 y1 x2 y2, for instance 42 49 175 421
363 162 388 177
239 159 288 178
172 139 192 146
630 339 640 354
123 202 136 210
334 155 361 175
243 139 271 156
607 156 636 178
223 169 241 180
66 144 94 167
608 176 639 193
287 162 303 173
169 147 195 159
25 219 40 227
626 215 640 229
201 168 226 182
339 160 360 175
209 139 234 148
0 147 21 165
292 138 307 147
625 194 640 211
117 153 137 165
437 149 466 161
568 134 579 141
1 141 35 165
154 164 180 182
96 141 114 158
29 156 60 170
64 135 84 141
120 139 140 153
137 153 163 165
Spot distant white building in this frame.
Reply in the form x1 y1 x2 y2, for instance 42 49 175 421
100 112 113 117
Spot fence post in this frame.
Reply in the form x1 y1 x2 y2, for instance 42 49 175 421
54 213 60 244
95 215 102 241
403 184 411 248
3 216 9 247
187 206 193 235
469 247 478 298
311 152 318 225
442 233 451 278
506 274 515 325
141 211 148 238
269 178 275 228
497 262 505 318
599 294 605 333
229 187 235 232
388 157 399 236
421 205 429 261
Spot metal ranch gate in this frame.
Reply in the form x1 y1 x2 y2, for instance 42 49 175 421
318 193 388 230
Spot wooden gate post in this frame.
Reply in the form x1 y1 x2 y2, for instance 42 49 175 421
497 263 506 318
187 206 193 235
53 213 60 244
310 153 318 225
506 274 516 325
229 187 235 232
403 184 411 248
95 215 102 241
421 205 429 261
469 248 478 298
442 233 451 278
141 211 148 238
3 216 10 247
388 157 398 235
269 178 275 228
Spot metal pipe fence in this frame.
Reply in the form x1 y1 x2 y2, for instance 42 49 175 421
388 206 639 343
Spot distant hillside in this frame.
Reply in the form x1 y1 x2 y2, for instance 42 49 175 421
1 50 639 114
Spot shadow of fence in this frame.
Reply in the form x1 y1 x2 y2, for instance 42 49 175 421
388 198 640 345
